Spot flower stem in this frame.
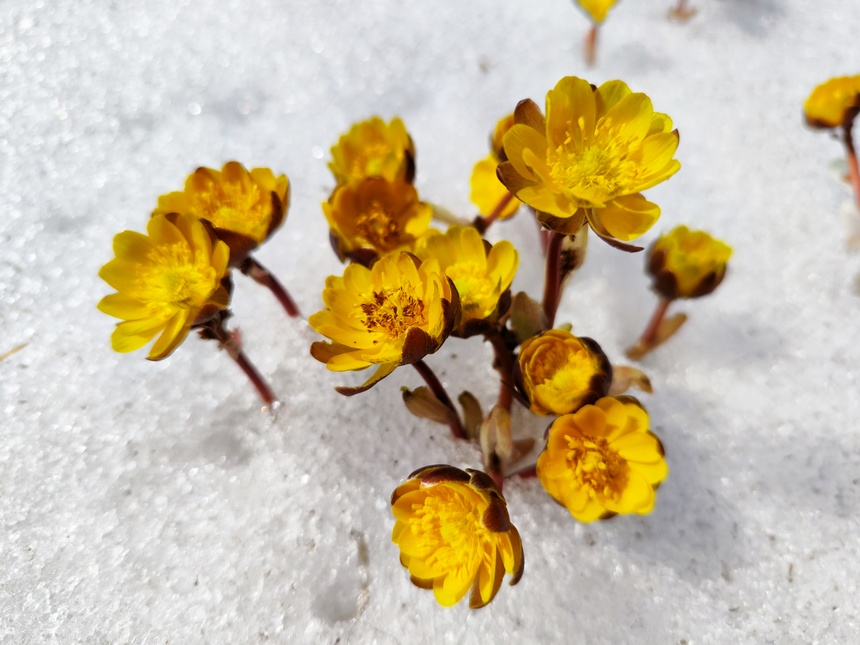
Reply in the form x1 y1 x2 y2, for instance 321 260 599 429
474 192 515 234
843 123 860 212
412 360 466 440
486 330 514 412
542 231 565 328
207 316 278 408
670 0 694 19
585 24 598 66
637 297 672 349
240 256 301 318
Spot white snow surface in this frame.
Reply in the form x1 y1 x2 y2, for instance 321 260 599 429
2 0 860 642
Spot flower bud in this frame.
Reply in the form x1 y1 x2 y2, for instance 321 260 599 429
648 226 732 300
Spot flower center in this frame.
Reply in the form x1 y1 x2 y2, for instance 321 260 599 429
548 117 641 204
445 263 494 318
200 183 268 241
352 142 396 178
354 200 402 250
137 243 218 314
411 487 486 572
534 343 594 397
360 287 427 337
564 433 629 501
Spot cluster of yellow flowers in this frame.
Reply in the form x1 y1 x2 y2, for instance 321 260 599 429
98 75 735 610
98 162 297 406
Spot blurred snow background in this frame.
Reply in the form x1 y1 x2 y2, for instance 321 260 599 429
2 0 859 642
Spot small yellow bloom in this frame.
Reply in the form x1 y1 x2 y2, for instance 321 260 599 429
804 75 860 129
416 226 518 335
498 77 680 241
391 465 524 608
329 116 415 185
98 213 231 360
537 396 668 522
470 114 520 221
470 155 520 221
324 177 432 263
517 329 612 416
575 0 618 23
153 161 289 262
309 251 458 394
648 226 732 299
491 113 516 162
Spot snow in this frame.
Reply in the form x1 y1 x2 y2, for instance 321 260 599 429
2 0 859 642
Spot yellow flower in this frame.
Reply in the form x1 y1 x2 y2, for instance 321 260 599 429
309 251 458 394
153 162 289 262
97 213 231 360
804 75 860 129
498 77 680 241
648 226 732 299
470 155 520 221
491 113 516 161
470 114 520 221
324 177 433 263
391 465 524 608
537 396 668 522
329 116 415 185
517 329 612 416
415 226 518 335
575 0 618 23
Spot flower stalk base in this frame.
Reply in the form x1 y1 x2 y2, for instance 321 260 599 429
412 360 466 440
240 257 301 318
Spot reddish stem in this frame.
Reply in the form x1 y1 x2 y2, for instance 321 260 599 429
475 192 515 234
637 297 672 349
412 360 466 440
486 331 514 412
843 123 860 212
208 318 277 408
241 257 301 318
542 231 565 327
585 24 598 66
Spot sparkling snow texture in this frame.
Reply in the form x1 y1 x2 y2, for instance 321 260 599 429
2 0 859 642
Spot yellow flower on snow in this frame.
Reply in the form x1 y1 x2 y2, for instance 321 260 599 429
804 75 860 129
498 77 680 241
575 0 618 23
416 226 518 335
329 116 415 185
98 212 231 360
648 226 732 300
153 161 289 262
537 396 668 522
324 177 432 263
469 114 520 221
517 329 612 416
391 465 524 608
309 251 458 394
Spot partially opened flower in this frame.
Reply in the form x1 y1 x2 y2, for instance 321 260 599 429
537 396 667 522
391 465 524 608
517 329 612 416
804 75 860 130
648 226 732 300
329 116 415 185
575 0 618 23
309 251 458 394
98 212 231 360
324 177 433 264
153 162 290 263
416 226 518 335
470 114 520 223
498 77 680 242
